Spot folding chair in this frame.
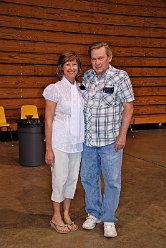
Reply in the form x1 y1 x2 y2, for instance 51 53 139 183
21 105 39 119
0 106 13 144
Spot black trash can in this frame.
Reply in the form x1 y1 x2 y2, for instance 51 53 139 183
18 118 45 166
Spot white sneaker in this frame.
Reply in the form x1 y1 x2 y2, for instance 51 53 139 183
104 222 117 237
82 214 101 230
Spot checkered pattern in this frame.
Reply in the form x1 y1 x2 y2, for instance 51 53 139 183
82 65 134 147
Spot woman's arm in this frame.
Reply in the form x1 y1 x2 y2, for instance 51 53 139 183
45 99 57 166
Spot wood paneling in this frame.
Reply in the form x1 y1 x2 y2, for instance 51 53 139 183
0 15 166 38
1 40 165 57
1 51 166 67
0 0 166 128
1 0 166 16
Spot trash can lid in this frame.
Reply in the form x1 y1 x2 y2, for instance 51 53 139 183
18 118 44 127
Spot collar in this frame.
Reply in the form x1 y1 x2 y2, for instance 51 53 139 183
91 64 113 78
61 76 76 87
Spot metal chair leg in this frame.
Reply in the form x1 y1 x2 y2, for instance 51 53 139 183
130 124 134 138
7 126 14 146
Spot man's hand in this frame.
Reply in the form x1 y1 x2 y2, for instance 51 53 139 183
115 134 126 152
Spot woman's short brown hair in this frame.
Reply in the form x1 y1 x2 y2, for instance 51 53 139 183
56 51 82 80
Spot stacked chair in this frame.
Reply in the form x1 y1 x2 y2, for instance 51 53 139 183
21 105 39 119
0 106 13 145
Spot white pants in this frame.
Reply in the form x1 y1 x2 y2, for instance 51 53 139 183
51 148 81 203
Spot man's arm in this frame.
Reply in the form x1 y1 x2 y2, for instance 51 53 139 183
115 101 133 151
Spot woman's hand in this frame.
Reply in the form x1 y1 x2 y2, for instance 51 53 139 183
45 149 55 166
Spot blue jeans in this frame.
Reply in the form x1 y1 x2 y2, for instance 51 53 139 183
80 143 123 224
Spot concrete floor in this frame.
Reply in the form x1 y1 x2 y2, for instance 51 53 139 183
0 128 166 248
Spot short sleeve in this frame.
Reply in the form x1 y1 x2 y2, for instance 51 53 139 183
82 72 87 86
119 72 135 103
42 84 59 103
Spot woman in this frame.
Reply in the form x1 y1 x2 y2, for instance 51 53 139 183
43 51 84 234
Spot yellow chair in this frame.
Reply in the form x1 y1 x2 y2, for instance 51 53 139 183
21 105 39 119
0 106 13 143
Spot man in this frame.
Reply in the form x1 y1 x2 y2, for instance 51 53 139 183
80 42 134 238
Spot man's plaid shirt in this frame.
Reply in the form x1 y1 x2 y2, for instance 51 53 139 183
82 65 134 147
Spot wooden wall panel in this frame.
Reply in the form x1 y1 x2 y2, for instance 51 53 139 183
0 0 166 129
1 40 165 57
85 0 166 8
1 27 166 48
1 51 166 67
1 15 166 38
1 0 166 16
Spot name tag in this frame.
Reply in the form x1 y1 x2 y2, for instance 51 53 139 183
103 87 114 94
79 85 86 90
